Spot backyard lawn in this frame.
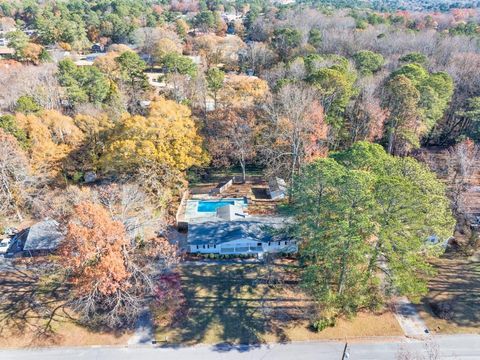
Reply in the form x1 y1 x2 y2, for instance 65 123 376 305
417 255 480 334
154 262 403 345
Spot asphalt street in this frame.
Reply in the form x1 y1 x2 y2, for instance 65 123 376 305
1 335 479 360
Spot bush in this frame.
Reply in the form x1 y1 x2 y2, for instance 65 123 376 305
310 317 336 332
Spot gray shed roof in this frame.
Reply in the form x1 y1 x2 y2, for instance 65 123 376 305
22 220 64 251
188 217 288 246
268 177 287 192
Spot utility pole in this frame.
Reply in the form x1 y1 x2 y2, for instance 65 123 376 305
342 341 350 360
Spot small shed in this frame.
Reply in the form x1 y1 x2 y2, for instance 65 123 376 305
268 177 287 200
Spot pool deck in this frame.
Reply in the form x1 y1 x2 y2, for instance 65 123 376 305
176 180 282 230
185 198 248 222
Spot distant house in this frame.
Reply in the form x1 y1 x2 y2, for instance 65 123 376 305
267 177 287 200
91 43 105 53
187 217 297 255
10 220 64 257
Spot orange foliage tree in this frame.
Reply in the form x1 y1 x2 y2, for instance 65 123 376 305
204 108 259 182
59 201 179 329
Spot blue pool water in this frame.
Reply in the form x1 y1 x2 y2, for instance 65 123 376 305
197 200 236 212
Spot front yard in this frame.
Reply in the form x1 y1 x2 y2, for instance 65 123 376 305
0 264 132 348
154 261 403 345
417 255 480 334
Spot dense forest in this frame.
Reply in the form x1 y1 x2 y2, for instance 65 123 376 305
0 0 479 336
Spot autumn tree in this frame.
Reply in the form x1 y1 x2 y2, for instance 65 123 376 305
15 111 83 177
204 108 258 182
101 98 207 178
59 201 178 329
263 83 328 194
6 30 47 64
0 129 29 221
221 74 269 107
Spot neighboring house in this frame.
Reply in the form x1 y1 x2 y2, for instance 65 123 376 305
187 217 297 255
267 177 287 200
91 43 105 53
9 220 64 257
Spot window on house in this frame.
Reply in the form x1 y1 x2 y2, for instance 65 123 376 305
285 241 287 245
278 241 280 245
203 245 206 249
214 245 216 248
196 245 199 249
257 242 262 246
268 242 271 246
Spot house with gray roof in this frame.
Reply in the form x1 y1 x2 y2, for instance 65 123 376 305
187 217 297 255
11 220 64 257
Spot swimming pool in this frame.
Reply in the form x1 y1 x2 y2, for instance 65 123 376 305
185 198 248 221
197 200 236 212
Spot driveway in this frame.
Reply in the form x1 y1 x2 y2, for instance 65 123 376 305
394 297 430 338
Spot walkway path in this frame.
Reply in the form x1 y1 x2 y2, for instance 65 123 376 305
394 297 430 338
127 310 154 345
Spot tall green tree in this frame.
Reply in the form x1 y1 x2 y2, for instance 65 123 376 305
353 50 384 76
58 59 112 107
383 64 453 154
206 67 224 109
292 142 454 322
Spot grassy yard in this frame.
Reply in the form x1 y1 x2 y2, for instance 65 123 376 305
154 262 402 345
0 265 132 348
417 255 480 334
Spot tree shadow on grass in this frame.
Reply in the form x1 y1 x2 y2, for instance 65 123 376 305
0 262 128 347
158 264 311 349
420 257 480 329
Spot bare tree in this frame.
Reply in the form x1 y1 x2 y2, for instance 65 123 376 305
262 83 328 197
447 139 480 220
0 129 29 221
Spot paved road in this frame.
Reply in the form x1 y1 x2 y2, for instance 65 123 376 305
1 335 479 360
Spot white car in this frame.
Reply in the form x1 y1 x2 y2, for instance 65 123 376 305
0 238 11 255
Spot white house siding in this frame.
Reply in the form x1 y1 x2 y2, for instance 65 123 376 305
189 238 297 255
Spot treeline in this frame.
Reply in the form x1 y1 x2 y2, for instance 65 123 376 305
0 0 478 332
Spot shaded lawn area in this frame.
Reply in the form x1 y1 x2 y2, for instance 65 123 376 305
0 266 132 348
155 262 402 345
417 256 480 334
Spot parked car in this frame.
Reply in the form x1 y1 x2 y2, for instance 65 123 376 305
0 238 11 255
